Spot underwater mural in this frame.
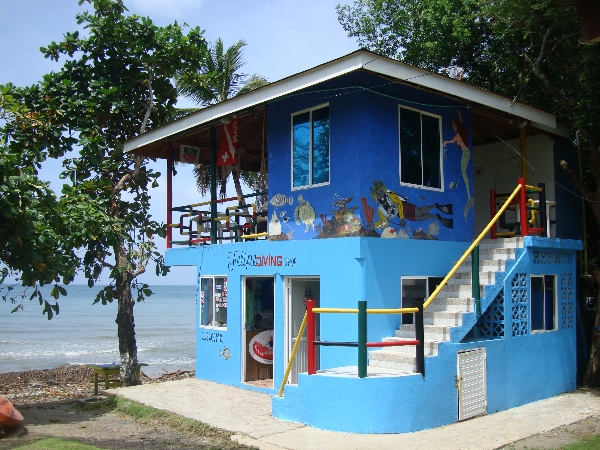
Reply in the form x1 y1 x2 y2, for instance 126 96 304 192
443 109 474 221
370 180 454 231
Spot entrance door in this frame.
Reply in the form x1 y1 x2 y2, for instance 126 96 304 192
284 277 320 384
243 277 274 387
457 348 487 421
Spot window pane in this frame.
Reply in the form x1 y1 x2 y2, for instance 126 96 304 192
530 276 544 331
421 114 441 189
200 277 214 327
544 275 555 330
400 108 422 186
215 277 227 327
293 112 310 188
312 106 330 185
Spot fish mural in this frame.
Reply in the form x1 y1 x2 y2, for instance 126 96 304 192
270 194 293 207
269 211 282 236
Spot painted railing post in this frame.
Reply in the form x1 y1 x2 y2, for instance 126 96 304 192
415 297 425 377
490 188 497 239
209 126 217 245
539 182 547 237
358 300 367 378
306 299 316 375
518 177 528 237
472 243 480 317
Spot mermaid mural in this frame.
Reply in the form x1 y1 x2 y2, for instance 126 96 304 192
443 110 474 220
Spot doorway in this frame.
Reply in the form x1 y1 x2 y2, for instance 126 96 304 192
284 277 320 384
243 277 275 387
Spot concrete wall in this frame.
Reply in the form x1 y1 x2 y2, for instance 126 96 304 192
165 237 469 390
267 71 474 243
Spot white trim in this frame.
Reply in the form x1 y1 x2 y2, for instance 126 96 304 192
124 51 561 154
398 105 444 191
290 103 330 191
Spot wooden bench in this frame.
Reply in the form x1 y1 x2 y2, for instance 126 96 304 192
89 363 148 395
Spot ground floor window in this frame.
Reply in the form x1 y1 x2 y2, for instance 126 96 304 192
200 276 227 328
530 275 556 332
401 276 443 324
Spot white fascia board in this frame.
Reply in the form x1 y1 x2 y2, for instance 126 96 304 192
362 55 557 130
124 53 366 153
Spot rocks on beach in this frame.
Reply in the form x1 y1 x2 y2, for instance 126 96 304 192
0 365 195 405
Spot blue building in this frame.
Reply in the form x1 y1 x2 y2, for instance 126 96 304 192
125 51 583 433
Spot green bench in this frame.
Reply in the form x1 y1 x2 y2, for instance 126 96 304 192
89 363 148 395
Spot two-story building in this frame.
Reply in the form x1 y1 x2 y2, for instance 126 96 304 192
125 50 583 433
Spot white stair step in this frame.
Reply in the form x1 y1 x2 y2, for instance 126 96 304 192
425 297 474 312
381 337 439 356
368 350 416 372
424 310 463 326
447 271 496 285
396 324 451 341
478 237 523 250
435 284 483 299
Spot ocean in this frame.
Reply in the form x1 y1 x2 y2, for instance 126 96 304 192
0 284 197 378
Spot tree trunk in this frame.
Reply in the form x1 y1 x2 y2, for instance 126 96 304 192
583 266 600 386
114 241 139 387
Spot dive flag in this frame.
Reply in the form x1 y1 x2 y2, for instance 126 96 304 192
179 145 200 165
217 118 238 166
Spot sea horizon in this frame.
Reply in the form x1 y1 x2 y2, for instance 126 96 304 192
0 284 197 378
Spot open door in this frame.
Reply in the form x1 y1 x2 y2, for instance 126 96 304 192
243 277 274 388
285 277 320 384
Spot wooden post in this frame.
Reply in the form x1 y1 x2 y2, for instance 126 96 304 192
166 144 173 249
519 177 528 236
415 298 425 377
210 126 217 245
358 301 367 378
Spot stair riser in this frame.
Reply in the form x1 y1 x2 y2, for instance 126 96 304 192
368 359 416 373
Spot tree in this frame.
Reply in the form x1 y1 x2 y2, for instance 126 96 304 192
338 0 600 384
176 38 269 201
0 0 208 386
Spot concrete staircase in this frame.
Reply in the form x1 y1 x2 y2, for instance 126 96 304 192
368 237 524 373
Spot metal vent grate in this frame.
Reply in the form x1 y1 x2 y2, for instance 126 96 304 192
457 348 487 421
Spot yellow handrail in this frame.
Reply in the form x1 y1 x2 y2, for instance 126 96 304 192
278 312 307 397
240 232 268 239
423 183 523 310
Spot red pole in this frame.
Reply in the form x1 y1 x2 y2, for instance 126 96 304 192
490 188 497 239
306 299 316 375
518 177 528 236
166 144 173 249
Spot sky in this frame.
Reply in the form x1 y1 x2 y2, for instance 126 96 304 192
0 0 359 285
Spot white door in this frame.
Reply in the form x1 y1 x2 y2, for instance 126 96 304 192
457 348 487 421
284 277 320 384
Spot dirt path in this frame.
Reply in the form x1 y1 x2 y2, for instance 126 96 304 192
0 398 252 450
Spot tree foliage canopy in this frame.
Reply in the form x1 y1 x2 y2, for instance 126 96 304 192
0 0 209 384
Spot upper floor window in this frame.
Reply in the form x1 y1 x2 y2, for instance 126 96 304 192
292 104 330 189
399 106 442 190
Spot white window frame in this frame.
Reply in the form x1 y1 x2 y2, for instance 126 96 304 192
398 105 444 192
530 274 557 333
291 103 330 191
199 275 228 330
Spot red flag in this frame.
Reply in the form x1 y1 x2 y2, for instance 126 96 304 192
217 119 238 166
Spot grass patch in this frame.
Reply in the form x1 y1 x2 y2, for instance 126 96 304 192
12 437 104 450
78 395 253 449
563 434 600 449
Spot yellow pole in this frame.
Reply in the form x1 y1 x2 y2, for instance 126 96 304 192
278 312 307 397
423 183 523 310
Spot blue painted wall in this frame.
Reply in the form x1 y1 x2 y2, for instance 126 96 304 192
271 238 581 433
267 72 474 243
165 237 468 390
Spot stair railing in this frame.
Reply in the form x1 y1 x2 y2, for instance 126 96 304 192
277 299 423 397
423 182 524 316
